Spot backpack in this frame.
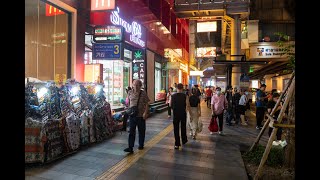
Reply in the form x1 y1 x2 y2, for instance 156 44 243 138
189 95 199 107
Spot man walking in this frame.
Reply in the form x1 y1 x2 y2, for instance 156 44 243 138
255 84 267 129
124 80 150 153
170 83 189 149
205 86 213 108
225 86 234 126
211 87 228 135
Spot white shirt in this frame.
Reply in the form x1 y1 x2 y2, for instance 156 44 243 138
239 94 248 106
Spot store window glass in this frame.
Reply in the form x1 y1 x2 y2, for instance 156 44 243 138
25 0 71 80
155 62 162 101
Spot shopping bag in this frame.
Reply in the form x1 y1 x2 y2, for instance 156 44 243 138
208 116 218 132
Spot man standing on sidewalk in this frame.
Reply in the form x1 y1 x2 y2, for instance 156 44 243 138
211 87 228 135
171 83 189 149
255 84 267 129
124 80 150 153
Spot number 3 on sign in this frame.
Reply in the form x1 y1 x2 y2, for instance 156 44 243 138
114 45 119 54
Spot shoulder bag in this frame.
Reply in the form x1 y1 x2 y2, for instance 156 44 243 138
126 90 141 117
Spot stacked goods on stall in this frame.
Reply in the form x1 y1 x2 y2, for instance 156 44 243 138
25 79 117 164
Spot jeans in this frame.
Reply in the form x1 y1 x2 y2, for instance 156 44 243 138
268 127 283 140
213 113 224 132
173 115 187 146
256 107 265 127
167 103 171 116
122 112 129 131
206 97 212 108
226 109 234 125
128 116 146 148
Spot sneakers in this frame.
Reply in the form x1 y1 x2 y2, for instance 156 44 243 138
241 122 248 126
182 140 188 145
168 115 171 118
138 146 144 150
123 147 133 153
210 132 213 135
256 126 260 130
189 132 193 136
218 131 224 136
174 146 180 149
192 135 196 140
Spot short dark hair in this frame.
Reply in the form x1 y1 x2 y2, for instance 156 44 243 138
169 87 173 91
261 84 266 88
191 88 197 95
177 83 184 90
216 87 221 91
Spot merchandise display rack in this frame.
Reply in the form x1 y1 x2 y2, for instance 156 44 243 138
25 78 118 164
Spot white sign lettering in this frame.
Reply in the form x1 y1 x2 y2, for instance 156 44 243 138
110 7 145 47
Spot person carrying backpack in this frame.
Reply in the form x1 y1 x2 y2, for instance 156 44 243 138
188 88 201 140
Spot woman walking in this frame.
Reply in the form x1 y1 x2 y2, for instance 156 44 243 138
188 88 201 140
166 87 173 118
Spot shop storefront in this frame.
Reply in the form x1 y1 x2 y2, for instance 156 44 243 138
25 0 78 81
89 8 147 107
167 62 189 87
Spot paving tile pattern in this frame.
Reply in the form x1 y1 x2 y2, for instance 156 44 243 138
26 101 269 180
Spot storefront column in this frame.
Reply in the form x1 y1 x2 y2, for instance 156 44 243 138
231 14 241 88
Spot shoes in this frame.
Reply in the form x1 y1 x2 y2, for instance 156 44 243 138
259 126 263 129
256 126 260 130
189 132 192 136
218 131 224 136
123 147 133 153
241 122 248 126
192 135 196 140
168 115 171 118
210 132 213 135
182 140 188 145
138 146 144 150
226 123 233 126
174 146 180 149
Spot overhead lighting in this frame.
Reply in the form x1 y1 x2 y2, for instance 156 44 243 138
160 26 165 30
217 76 226 79
155 21 162 25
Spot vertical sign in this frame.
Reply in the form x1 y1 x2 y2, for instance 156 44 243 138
91 0 116 11
132 49 146 87
240 74 250 89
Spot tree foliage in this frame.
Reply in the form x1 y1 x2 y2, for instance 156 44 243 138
274 32 295 71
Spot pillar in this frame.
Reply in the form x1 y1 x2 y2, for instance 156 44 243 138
231 14 241 89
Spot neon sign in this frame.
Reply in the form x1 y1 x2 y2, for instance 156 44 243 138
91 0 116 11
46 4 65 16
110 8 145 48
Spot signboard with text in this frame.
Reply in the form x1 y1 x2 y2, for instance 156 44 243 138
240 74 250 88
91 0 116 11
132 49 146 87
92 43 122 60
93 25 123 43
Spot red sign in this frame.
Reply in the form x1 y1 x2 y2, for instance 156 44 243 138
91 0 116 11
46 4 65 16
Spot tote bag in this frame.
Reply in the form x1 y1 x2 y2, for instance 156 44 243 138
208 116 218 132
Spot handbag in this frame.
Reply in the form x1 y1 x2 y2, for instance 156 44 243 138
208 115 218 132
125 90 141 117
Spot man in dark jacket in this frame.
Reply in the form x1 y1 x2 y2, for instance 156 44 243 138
232 87 241 124
170 83 189 149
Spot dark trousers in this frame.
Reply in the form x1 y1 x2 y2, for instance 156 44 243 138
256 107 265 127
226 109 234 124
122 113 129 131
128 116 146 148
206 97 212 108
213 113 224 131
167 103 171 116
268 127 283 140
173 115 187 146
234 105 241 124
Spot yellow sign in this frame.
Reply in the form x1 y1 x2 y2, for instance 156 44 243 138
55 74 66 85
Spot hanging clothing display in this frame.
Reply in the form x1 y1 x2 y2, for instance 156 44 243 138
25 117 45 163
25 80 117 164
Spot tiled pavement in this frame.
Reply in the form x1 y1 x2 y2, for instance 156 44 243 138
25 101 269 180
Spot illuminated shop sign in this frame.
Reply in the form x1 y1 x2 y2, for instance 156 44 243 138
197 21 217 33
110 7 145 48
196 47 216 57
46 4 65 16
93 25 123 43
132 50 146 86
180 63 188 72
91 0 116 11
92 43 122 60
